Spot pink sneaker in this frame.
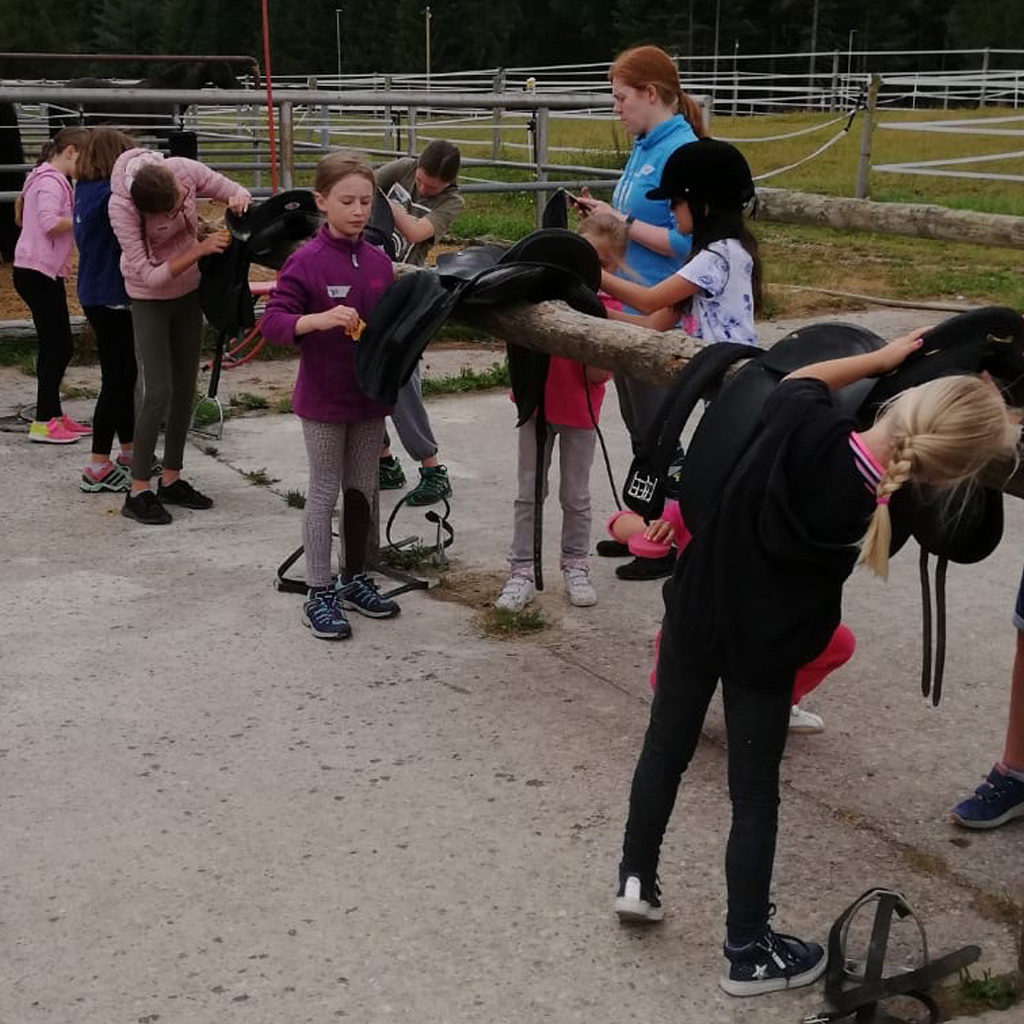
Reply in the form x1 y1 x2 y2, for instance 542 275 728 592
28 417 80 444
61 413 93 435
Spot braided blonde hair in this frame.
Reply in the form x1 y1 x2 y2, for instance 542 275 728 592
859 375 1019 578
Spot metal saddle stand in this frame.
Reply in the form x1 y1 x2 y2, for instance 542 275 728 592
804 888 980 1024
274 498 454 599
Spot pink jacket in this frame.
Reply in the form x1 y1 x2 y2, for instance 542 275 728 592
108 149 250 301
13 163 74 279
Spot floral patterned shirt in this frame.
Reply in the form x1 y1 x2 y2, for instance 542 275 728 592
677 238 759 347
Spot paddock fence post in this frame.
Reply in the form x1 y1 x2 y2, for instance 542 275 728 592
492 69 505 160
533 105 549 228
855 73 881 200
383 75 394 152
280 101 294 189
407 106 417 155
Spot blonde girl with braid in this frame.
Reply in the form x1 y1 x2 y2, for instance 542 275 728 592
615 325 1018 997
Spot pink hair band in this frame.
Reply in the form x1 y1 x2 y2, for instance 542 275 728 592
876 493 891 507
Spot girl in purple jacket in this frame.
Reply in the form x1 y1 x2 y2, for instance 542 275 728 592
262 152 399 639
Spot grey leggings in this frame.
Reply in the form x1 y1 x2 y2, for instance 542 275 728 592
509 415 596 573
130 291 204 480
615 374 670 456
382 366 439 462
301 417 383 587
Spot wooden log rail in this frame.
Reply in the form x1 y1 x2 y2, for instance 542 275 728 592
392 263 1024 498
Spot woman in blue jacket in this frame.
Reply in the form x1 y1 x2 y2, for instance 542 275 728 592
74 128 138 492
578 45 706 574
579 46 704 424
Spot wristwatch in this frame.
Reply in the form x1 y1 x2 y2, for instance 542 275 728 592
625 215 636 227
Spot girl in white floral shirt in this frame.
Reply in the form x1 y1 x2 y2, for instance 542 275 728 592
600 139 762 348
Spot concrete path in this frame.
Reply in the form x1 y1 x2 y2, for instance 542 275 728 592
2 310 1021 1023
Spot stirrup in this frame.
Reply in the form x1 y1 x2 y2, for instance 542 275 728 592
804 888 979 1024
385 494 454 569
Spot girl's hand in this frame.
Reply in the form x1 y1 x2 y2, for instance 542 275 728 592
874 327 929 372
227 193 251 216
317 304 362 334
643 520 674 545
198 230 230 256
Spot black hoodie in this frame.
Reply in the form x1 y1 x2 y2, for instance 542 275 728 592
667 377 876 684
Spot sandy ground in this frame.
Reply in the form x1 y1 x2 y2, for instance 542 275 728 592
1 309 1022 1024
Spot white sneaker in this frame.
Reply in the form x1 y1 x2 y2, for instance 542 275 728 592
495 573 536 612
563 567 597 607
789 704 824 734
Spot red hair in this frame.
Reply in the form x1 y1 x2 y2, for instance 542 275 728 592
610 46 707 138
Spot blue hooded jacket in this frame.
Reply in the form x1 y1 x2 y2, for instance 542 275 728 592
612 113 698 288
74 179 130 307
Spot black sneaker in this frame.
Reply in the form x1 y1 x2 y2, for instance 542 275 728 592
596 539 630 557
615 870 663 923
615 552 676 581
336 573 401 619
721 926 827 997
157 479 214 510
121 489 173 525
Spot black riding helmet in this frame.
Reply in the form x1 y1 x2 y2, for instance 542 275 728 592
645 138 755 209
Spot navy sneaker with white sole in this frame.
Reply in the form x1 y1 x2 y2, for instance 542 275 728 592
302 586 352 640
336 573 401 619
721 926 827 997
951 765 1024 829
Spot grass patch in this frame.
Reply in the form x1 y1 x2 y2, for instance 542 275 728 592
229 391 270 411
274 395 294 414
285 489 306 508
61 384 99 400
950 968 1019 1014
202 445 219 457
18 353 36 377
244 467 279 486
477 606 547 638
379 542 436 571
422 361 510 397
192 395 229 427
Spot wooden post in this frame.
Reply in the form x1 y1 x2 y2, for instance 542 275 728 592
980 47 990 108
855 74 880 200
830 50 840 112
491 69 506 159
383 74 394 152
407 106 417 155
280 101 294 190
533 105 549 228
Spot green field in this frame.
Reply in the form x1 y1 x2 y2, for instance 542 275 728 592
200 105 1024 313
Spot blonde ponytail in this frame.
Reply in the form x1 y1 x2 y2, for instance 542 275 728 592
859 437 915 578
857 375 1020 579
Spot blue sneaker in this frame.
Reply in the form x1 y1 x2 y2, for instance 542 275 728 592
951 766 1024 829
302 586 352 640
336 573 401 619
721 925 827 997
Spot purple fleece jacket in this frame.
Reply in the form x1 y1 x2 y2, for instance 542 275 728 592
261 226 394 422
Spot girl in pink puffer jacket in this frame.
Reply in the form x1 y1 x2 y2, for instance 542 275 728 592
107 148 250 525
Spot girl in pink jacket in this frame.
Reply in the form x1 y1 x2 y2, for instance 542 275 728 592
13 127 89 444
107 149 250 525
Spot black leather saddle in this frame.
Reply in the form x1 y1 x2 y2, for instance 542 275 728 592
623 307 1024 703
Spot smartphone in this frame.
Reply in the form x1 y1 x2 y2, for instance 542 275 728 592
563 189 585 209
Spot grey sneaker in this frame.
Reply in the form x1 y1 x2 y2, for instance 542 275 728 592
563 567 597 607
495 573 536 612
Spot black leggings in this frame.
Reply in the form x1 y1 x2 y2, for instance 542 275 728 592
620 621 793 946
83 306 136 455
12 267 72 421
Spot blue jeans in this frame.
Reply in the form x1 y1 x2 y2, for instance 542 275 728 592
620 621 793 945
